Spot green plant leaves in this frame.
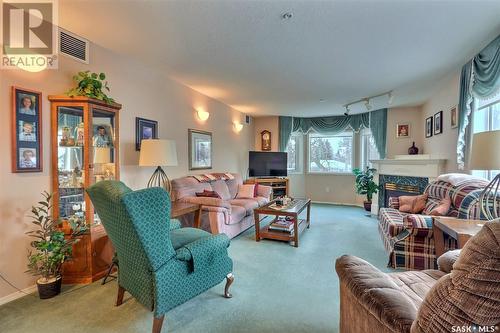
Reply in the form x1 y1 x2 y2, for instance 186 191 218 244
65 71 115 104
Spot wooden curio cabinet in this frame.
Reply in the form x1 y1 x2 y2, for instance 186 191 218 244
48 95 121 284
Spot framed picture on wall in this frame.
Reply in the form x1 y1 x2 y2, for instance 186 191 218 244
261 130 272 150
425 116 433 138
135 117 158 150
450 106 458 128
189 129 212 170
396 123 410 138
434 111 443 135
11 87 43 173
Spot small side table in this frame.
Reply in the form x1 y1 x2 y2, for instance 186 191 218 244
433 217 485 257
171 202 202 228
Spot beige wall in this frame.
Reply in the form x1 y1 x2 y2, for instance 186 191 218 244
386 106 423 158
253 116 279 151
0 43 253 300
421 73 461 172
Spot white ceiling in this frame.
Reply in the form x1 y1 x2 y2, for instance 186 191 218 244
59 1 500 117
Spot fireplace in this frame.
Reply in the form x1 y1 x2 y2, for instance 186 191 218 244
378 175 429 210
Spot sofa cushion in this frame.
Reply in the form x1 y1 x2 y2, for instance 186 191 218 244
228 205 247 225
399 194 428 214
379 208 406 237
211 180 231 200
253 196 270 206
388 269 445 309
436 249 461 274
236 184 255 199
229 198 259 216
412 220 500 333
428 197 451 216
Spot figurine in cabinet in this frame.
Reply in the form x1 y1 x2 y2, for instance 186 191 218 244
75 123 85 146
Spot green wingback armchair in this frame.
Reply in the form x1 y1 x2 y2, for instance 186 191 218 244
86 181 234 333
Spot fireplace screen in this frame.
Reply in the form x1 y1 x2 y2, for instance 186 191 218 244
378 175 429 211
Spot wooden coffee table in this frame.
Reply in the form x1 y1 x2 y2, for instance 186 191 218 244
171 202 202 228
432 217 485 257
254 199 311 248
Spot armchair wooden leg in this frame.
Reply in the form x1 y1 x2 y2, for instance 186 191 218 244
116 285 125 306
152 315 165 333
224 273 234 298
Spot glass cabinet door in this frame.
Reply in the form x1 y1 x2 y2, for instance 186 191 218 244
57 106 85 222
90 108 116 184
89 107 117 224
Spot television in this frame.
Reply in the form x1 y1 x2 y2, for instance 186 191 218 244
249 151 287 177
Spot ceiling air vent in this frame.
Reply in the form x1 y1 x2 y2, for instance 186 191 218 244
59 29 89 64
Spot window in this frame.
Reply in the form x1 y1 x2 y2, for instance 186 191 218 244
472 97 500 180
361 128 380 170
286 134 302 173
308 132 353 173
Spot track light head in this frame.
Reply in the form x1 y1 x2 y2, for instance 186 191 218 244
364 99 372 111
344 105 350 116
388 91 394 105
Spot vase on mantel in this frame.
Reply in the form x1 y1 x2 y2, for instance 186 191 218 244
408 142 419 155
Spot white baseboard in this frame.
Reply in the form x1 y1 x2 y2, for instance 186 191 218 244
0 285 36 306
311 200 363 208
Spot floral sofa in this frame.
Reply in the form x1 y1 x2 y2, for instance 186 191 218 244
171 173 272 239
378 174 491 270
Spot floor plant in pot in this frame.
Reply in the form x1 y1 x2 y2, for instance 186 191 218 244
26 191 87 299
353 167 379 212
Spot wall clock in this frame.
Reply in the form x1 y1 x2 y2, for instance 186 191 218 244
261 130 271 151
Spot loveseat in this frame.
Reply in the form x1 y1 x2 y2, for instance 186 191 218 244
378 174 490 270
171 173 272 238
336 219 500 333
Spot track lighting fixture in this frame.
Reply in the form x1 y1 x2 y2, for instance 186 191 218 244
344 105 350 116
343 90 393 115
364 99 372 111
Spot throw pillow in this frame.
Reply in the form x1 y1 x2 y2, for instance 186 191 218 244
428 197 451 216
236 184 255 199
253 183 259 197
195 190 221 199
399 194 428 214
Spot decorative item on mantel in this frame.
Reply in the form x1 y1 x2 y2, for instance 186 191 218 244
408 142 419 155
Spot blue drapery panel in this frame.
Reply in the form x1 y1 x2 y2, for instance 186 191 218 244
279 116 293 152
369 108 388 159
457 35 500 169
279 110 387 158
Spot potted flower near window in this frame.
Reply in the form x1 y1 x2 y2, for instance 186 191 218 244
26 192 87 299
353 167 379 212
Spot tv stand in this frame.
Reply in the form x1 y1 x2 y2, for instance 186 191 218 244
245 177 289 200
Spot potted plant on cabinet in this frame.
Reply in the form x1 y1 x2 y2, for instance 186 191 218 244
353 167 379 212
26 192 87 299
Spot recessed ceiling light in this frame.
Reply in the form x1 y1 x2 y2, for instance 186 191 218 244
282 12 293 20
319 98 325 102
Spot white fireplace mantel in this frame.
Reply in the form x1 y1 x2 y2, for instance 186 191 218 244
370 155 447 214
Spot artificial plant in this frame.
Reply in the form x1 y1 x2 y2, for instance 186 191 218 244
66 71 114 104
26 192 87 282
352 167 379 203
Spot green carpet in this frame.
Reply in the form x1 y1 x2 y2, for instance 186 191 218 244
0 204 390 332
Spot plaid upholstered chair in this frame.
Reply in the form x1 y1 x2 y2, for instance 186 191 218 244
86 181 234 333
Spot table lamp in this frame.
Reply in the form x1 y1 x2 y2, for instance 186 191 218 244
139 139 178 195
469 130 500 220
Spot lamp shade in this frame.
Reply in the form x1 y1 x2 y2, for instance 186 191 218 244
469 130 500 170
139 139 178 167
93 147 111 164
